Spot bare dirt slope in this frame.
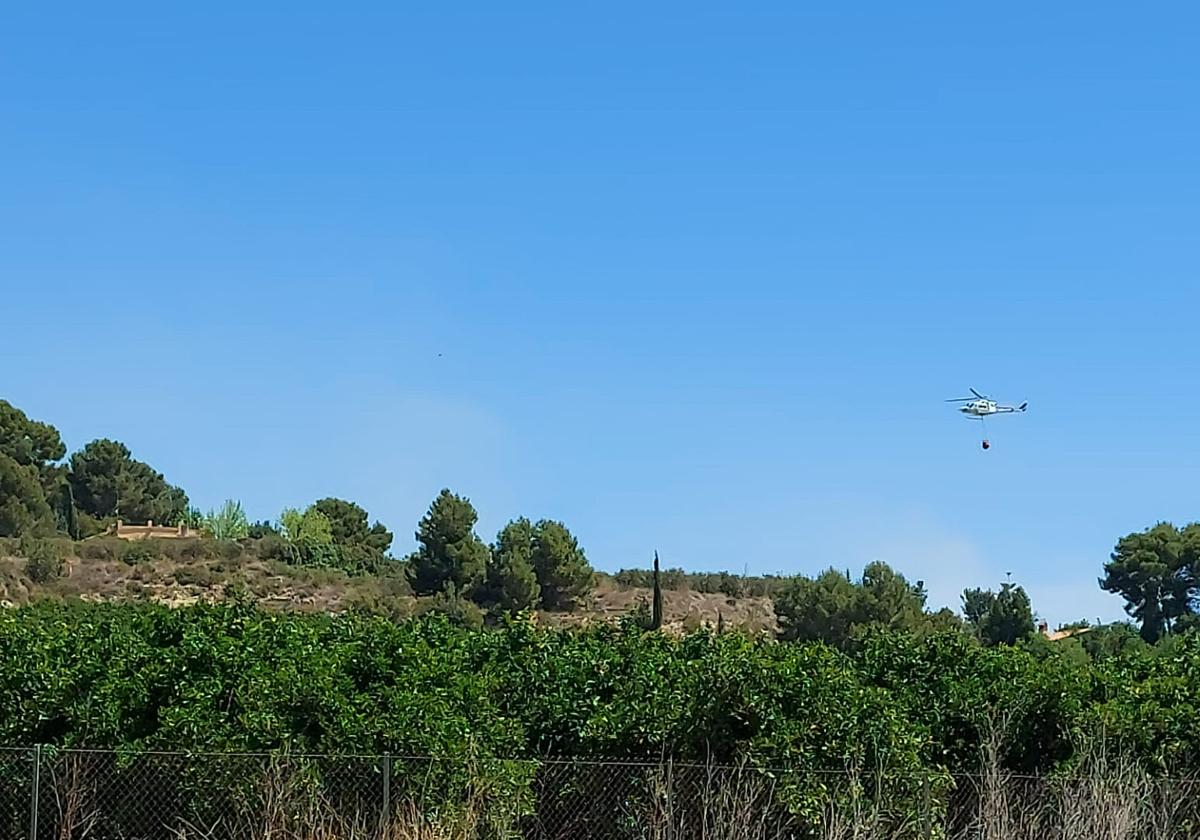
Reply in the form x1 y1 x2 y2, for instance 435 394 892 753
0 547 777 634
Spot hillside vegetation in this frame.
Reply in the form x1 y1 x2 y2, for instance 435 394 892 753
5 602 1200 785
0 534 778 633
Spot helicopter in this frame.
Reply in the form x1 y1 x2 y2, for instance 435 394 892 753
946 389 1027 449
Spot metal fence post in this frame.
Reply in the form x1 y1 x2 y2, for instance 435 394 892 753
381 755 392 827
920 772 932 840
28 744 41 840
666 757 674 840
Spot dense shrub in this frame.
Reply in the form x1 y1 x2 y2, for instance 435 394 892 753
609 568 789 598
173 565 218 587
78 537 124 562
120 539 160 566
254 533 291 563
21 536 64 583
3 601 1200 790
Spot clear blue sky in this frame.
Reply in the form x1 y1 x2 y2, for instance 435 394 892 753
4 3 1198 625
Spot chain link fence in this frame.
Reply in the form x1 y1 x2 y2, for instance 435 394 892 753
1 747 1199 839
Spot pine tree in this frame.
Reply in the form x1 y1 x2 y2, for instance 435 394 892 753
480 518 541 612
531 520 594 610
406 489 489 596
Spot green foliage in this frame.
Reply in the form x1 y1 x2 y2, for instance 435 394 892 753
279 505 336 565
479 517 541 613
312 497 393 556
77 536 125 562
0 603 523 757
301 497 397 575
1101 522 1200 642
8 600 1200 820
121 539 160 566
621 598 652 631
280 506 333 545
775 568 857 645
0 399 68 539
67 438 189 525
613 566 689 590
0 399 66 476
611 568 787 598
530 519 593 610
0 402 64 538
247 519 277 538
203 499 250 540
20 535 64 583
650 551 663 631
962 582 1036 646
342 575 413 620
0 453 55 537
423 583 486 629
852 628 1087 773
1078 622 1150 662
406 489 489 596
774 562 928 648
75 511 108 539
276 504 397 575
53 480 79 539
923 607 966 635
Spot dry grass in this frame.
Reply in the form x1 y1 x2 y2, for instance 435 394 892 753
0 547 777 634
540 583 778 636
0 552 403 613
644 760 790 840
160 755 519 840
28 747 1200 840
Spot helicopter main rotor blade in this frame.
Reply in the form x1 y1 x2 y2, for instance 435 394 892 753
969 388 986 399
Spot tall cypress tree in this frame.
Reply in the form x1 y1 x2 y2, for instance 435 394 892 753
650 550 664 631
55 482 78 540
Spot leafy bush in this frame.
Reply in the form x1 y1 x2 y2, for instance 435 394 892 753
20 535 64 583
0 453 55 537
177 538 214 562
420 584 485 629
255 533 291 563
78 537 124 562
247 520 278 538
75 512 110 539
174 565 219 588
610 568 787 598
214 540 243 562
3 600 1200 816
120 540 160 566
203 500 250 540
344 578 414 621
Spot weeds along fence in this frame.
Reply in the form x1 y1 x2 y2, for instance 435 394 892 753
2 746 1200 840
